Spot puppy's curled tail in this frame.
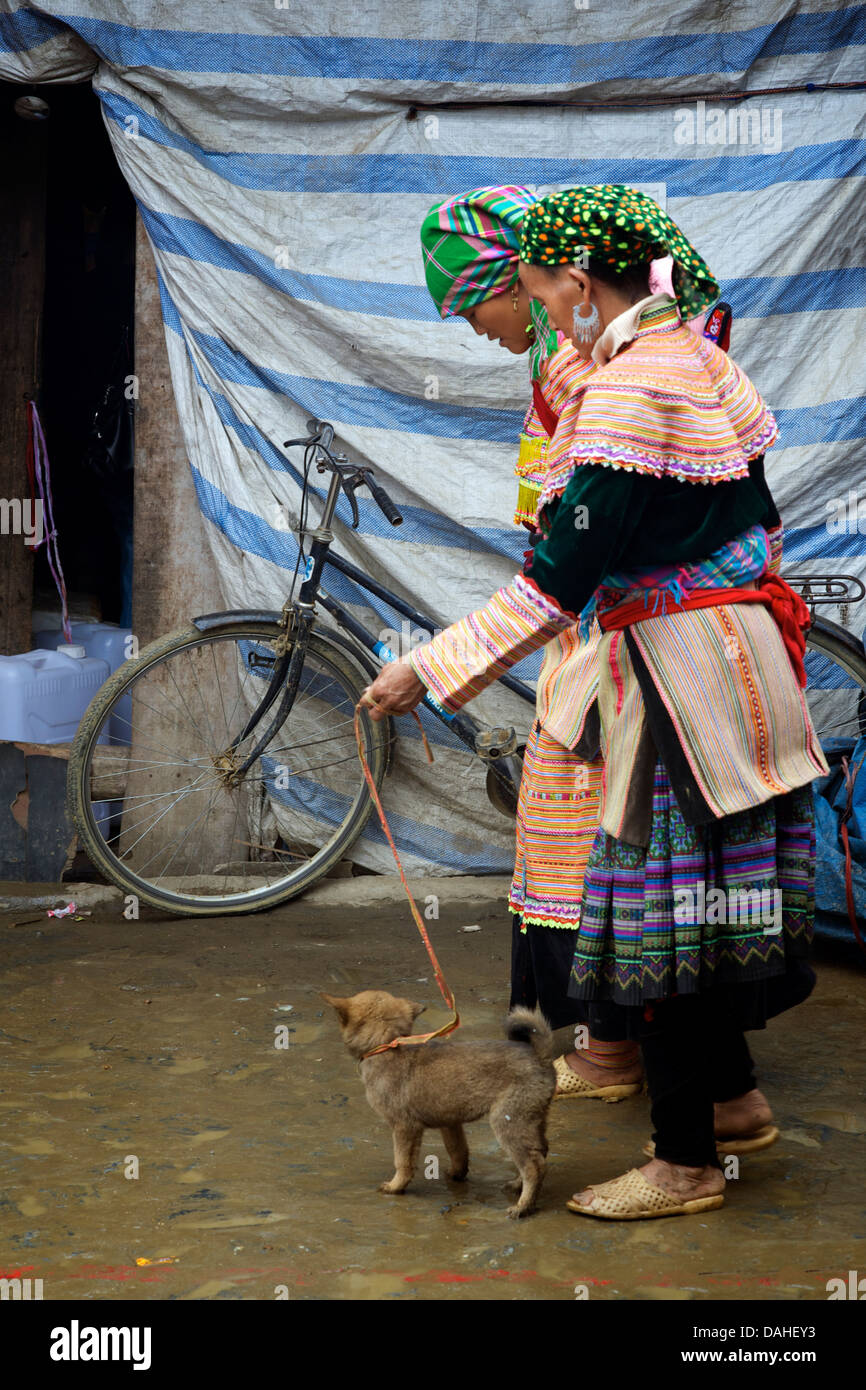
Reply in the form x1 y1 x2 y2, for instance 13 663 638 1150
506 1006 554 1060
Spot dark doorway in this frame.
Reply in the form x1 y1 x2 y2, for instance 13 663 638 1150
13 81 137 629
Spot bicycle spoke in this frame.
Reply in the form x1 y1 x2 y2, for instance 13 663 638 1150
116 776 213 857
148 784 226 883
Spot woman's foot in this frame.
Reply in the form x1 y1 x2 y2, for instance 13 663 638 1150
559 1046 643 1091
714 1088 773 1138
569 1157 725 1211
642 1090 780 1158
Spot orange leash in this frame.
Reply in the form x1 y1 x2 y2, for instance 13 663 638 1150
353 702 460 1057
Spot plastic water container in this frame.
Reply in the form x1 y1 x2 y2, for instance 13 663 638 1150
32 620 132 672
32 621 132 745
0 646 111 744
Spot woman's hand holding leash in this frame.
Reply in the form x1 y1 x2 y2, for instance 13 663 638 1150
361 660 426 720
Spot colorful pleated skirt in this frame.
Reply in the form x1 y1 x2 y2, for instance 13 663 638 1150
568 760 816 1009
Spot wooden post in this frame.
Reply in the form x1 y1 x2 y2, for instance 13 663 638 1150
132 212 223 641
122 216 239 881
0 101 46 655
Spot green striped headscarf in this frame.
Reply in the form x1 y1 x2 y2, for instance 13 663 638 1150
420 185 558 377
519 184 719 321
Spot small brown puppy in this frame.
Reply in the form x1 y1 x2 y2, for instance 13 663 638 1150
321 989 555 1217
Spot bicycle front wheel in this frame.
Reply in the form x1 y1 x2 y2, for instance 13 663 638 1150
67 621 388 915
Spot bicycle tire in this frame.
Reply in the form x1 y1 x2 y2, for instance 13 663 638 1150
805 614 866 740
67 621 389 916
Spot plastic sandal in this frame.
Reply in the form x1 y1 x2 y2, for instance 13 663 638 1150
566 1167 725 1221
641 1124 780 1159
553 1053 643 1102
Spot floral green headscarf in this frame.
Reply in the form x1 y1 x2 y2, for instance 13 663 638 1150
519 184 719 321
420 185 558 378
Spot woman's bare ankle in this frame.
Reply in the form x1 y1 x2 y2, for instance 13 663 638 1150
563 1048 643 1087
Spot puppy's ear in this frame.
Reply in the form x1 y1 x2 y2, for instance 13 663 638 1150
410 1001 426 1019
320 991 351 1025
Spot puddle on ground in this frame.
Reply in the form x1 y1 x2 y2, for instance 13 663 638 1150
215 1063 274 1083
802 1109 866 1133
168 1212 289 1231
17 1195 48 1216
7 1137 56 1154
778 1128 822 1149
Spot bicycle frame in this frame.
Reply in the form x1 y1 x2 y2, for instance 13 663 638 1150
195 434 529 796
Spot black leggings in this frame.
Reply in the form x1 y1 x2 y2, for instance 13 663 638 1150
639 992 757 1169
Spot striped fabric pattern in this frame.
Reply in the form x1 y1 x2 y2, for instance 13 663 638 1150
536 621 602 749
2 2 862 874
408 572 572 711
600 601 829 834
509 721 604 929
595 521 770 615
421 184 532 319
538 303 779 506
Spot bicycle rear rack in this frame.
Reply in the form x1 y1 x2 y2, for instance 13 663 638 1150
785 574 866 625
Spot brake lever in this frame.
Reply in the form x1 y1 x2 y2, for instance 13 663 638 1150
342 475 360 529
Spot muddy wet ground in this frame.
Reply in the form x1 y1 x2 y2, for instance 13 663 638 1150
1 876 864 1301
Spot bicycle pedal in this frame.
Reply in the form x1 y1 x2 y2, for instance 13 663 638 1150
475 726 518 761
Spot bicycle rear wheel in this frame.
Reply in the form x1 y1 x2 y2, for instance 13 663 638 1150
67 621 388 915
804 615 866 750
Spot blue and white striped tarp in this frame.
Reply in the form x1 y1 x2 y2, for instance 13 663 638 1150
3 1 865 875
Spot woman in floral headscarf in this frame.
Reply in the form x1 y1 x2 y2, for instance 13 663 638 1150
366 184 825 1220
419 186 644 1098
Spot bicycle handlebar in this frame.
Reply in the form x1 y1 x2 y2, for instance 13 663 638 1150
363 472 403 527
307 417 334 450
284 418 404 528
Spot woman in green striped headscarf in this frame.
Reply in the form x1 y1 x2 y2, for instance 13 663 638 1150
420 184 558 376
420 185 580 524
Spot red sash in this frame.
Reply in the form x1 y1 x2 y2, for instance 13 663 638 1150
597 572 811 688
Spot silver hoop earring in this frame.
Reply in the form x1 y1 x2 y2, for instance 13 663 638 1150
573 301 600 343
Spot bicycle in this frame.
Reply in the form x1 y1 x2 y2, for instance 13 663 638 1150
67 419 866 916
